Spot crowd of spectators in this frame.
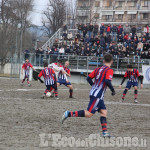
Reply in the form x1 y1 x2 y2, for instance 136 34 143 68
45 23 150 60
24 23 150 65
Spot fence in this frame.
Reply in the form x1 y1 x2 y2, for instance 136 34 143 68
23 53 150 74
0 53 150 78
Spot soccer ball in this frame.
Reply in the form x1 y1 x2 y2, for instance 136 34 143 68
46 92 51 98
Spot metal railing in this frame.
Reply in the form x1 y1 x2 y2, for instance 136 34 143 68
22 53 150 74
42 28 63 50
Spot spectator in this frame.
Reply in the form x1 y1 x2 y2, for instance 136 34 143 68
84 47 91 56
88 24 93 38
93 24 99 37
137 41 143 52
118 24 123 35
78 24 82 35
59 46 65 58
140 51 146 59
106 24 111 35
46 46 51 59
118 34 123 43
63 24 67 32
83 24 88 38
100 23 105 35
23 49 29 59
67 32 73 40
80 47 85 56
146 50 150 59
35 48 40 66
123 24 131 35
65 46 71 55
131 26 137 37
39 48 44 65
111 24 118 42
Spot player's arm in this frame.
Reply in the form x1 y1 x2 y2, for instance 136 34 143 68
105 69 116 96
38 71 44 83
87 70 96 86
52 69 57 83
120 72 127 88
21 64 25 74
137 70 143 88
30 64 35 71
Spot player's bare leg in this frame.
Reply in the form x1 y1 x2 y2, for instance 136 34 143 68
122 88 129 102
67 85 75 98
134 86 138 103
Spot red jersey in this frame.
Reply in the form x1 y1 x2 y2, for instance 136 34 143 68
38 67 55 85
88 65 113 99
22 63 33 76
124 69 140 82
22 63 33 71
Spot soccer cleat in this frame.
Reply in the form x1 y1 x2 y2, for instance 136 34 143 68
102 131 112 137
55 97 59 100
20 83 24 86
120 98 124 103
134 99 138 103
69 96 76 99
61 111 69 124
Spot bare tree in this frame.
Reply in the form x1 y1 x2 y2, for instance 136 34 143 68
42 0 67 37
0 0 33 72
66 0 76 29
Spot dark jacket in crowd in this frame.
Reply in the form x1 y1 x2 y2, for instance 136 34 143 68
112 26 118 33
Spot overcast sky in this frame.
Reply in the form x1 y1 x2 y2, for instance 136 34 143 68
31 0 49 26
31 0 76 26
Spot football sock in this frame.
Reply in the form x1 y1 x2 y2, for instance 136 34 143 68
122 89 128 99
134 90 138 99
68 110 85 117
100 116 107 132
22 79 25 83
27 79 30 84
69 89 73 97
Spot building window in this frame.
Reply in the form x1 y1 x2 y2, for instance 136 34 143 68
143 13 148 19
119 1 123 7
94 13 99 19
129 14 136 20
118 14 123 20
144 1 148 7
95 1 100 7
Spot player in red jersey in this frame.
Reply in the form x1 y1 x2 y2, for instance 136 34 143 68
57 61 74 98
21 58 35 86
38 62 58 99
119 64 143 103
61 54 116 137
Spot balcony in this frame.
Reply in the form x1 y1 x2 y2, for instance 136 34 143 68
77 6 90 10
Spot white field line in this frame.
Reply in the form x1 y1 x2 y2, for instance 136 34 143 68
0 88 149 92
0 97 150 107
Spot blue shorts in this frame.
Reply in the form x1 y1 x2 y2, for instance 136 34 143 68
126 81 138 89
87 96 106 114
57 79 71 86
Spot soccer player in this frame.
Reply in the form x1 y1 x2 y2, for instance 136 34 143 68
61 54 116 137
119 64 143 103
57 61 74 98
38 62 58 99
21 58 35 86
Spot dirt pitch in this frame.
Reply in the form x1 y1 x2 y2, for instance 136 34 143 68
0 78 150 150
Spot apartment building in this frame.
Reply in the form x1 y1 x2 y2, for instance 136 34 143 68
76 0 150 26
